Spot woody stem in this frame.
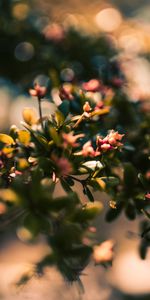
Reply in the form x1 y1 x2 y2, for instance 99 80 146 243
38 96 44 131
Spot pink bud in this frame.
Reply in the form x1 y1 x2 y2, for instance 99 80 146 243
83 101 92 112
145 193 150 200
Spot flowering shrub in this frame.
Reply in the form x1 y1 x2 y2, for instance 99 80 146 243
0 73 149 287
0 0 150 290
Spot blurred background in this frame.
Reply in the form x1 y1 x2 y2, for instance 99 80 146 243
0 0 150 299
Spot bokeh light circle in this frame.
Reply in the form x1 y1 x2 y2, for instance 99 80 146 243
95 8 122 32
14 42 34 62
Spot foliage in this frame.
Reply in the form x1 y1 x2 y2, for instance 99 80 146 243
0 0 150 290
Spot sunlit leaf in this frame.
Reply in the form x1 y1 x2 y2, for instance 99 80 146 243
55 110 65 127
49 127 61 146
0 189 20 204
17 130 31 146
22 107 37 125
95 178 106 190
0 134 15 145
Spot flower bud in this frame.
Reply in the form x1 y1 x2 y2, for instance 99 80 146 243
83 101 92 112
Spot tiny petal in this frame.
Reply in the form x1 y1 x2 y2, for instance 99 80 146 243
93 240 114 264
29 89 37 96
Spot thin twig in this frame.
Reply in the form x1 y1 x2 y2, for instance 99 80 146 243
38 96 44 131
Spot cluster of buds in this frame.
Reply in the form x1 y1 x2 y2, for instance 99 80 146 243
29 83 47 98
97 130 124 153
78 130 124 158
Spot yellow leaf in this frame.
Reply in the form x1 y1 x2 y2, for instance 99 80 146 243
22 107 37 125
2 147 14 154
18 158 29 170
18 130 30 146
85 201 103 213
0 189 20 204
95 178 106 190
0 134 15 145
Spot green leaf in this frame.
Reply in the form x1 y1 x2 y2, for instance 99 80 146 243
73 202 103 222
49 127 61 146
55 110 65 127
139 239 148 260
83 186 94 202
125 202 136 220
16 274 32 287
124 163 137 189
105 203 123 222
101 176 119 187
65 177 75 186
138 173 149 189
23 213 41 237
61 179 73 193
36 254 55 275
58 100 70 117
50 195 77 211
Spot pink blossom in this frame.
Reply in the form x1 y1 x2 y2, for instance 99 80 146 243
62 132 84 148
106 130 124 147
82 79 101 92
82 141 100 157
97 130 124 153
59 84 74 101
93 240 114 264
145 193 150 200
29 84 47 98
52 156 73 177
